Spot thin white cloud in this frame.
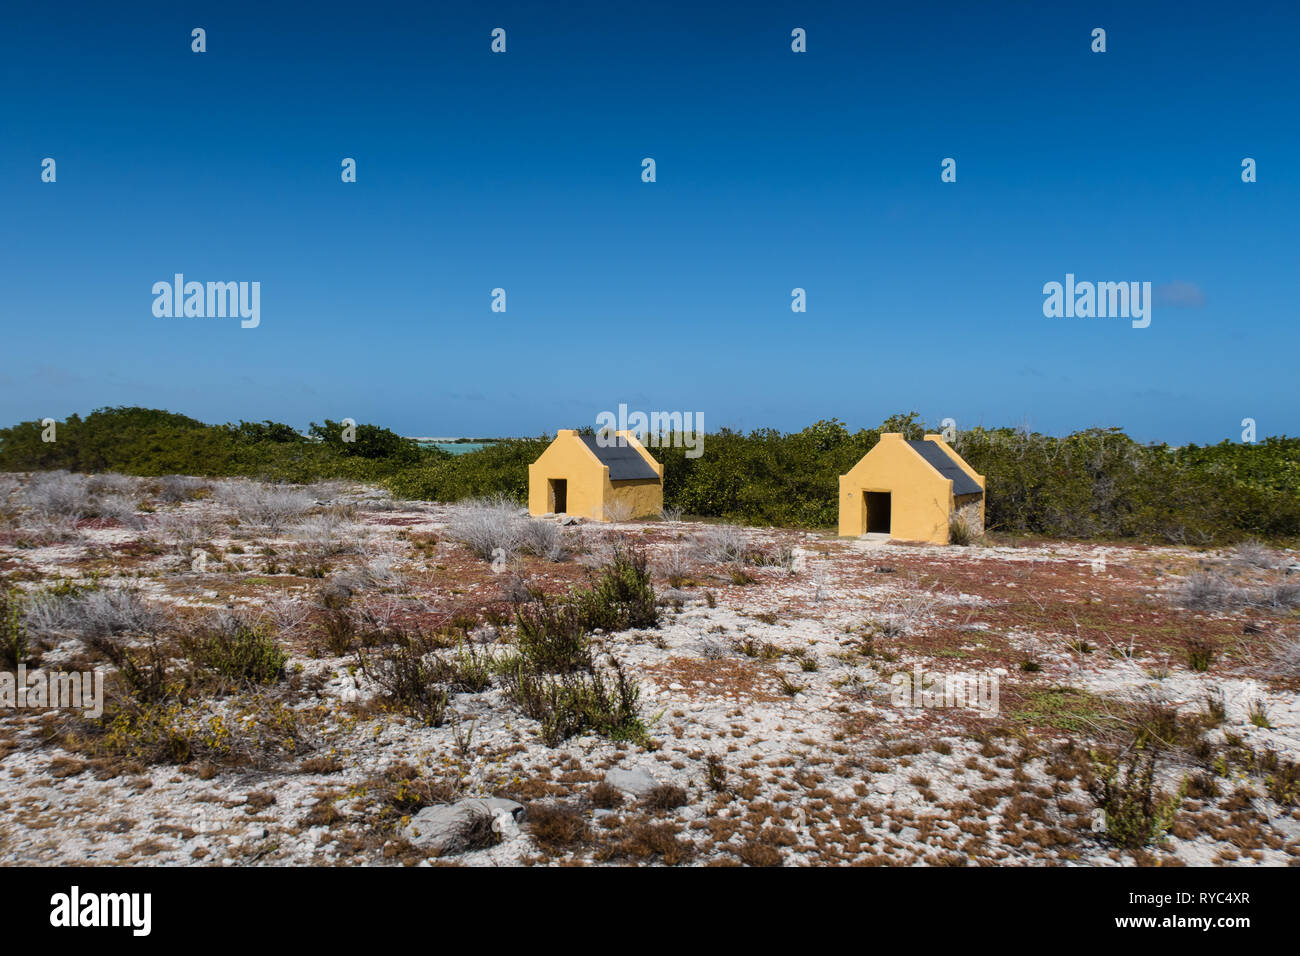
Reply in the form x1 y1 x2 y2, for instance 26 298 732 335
1154 281 1207 308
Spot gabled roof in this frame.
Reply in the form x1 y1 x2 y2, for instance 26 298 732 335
907 441 983 496
579 435 659 481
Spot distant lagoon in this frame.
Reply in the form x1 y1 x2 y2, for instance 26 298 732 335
414 440 499 455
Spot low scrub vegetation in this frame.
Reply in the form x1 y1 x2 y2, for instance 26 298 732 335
1 586 28 667
353 546 656 745
1174 572 1300 611
25 585 167 641
214 480 315 533
1084 700 1218 850
447 496 571 563
357 632 456 727
497 549 659 746
44 606 302 771
1266 636 1300 679
180 617 288 686
571 543 658 632
948 514 972 546
447 495 522 561
500 656 646 748
1091 748 1185 850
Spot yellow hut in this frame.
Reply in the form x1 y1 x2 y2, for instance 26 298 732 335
838 433 985 544
528 429 664 521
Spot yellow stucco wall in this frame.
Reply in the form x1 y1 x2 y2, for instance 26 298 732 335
837 433 985 544
606 478 664 520
528 429 663 521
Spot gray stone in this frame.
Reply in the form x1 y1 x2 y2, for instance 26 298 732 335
604 766 659 796
561 515 583 526
401 798 525 852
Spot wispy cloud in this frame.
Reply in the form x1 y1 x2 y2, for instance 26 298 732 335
1154 281 1207 308
32 365 87 387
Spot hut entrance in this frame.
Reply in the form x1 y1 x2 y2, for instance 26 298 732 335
864 491 891 535
549 479 568 514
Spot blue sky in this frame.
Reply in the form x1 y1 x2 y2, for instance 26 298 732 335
2 0 1297 444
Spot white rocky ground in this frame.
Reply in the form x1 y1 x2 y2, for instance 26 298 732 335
1 474 1297 866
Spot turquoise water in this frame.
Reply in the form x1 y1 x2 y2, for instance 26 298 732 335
418 441 495 455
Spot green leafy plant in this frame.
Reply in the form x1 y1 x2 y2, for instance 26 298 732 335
1 587 29 668
1090 749 1185 850
183 622 288 686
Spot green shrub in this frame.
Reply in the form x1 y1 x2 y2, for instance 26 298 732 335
500 654 647 747
514 602 591 674
0 406 438 485
68 695 312 769
358 637 449 727
494 550 658 746
88 636 176 704
1 587 28 668
308 419 420 462
428 640 494 693
1090 749 1185 849
1088 702 1194 850
1187 635 1216 672
183 623 288 686
573 545 659 632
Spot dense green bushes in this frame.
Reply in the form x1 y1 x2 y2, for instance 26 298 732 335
0 406 432 484
383 437 549 502
3 406 1296 543
952 427 1300 544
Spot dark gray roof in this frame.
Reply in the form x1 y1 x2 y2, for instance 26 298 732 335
907 441 983 496
580 435 659 481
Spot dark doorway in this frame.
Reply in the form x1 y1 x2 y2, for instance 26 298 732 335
549 479 567 514
865 491 891 534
